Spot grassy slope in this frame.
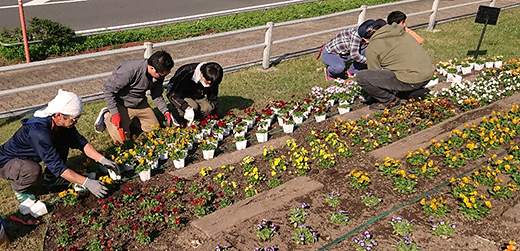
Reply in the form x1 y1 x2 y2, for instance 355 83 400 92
0 6 519 250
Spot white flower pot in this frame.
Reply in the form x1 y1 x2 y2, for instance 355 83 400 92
277 117 284 126
234 130 246 138
244 119 255 129
159 150 169 161
262 118 272 128
447 73 462 84
202 129 211 137
461 66 472 75
223 128 231 137
215 132 224 141
494 61 502 68
236 140 247 150
338 107 351 114
425 79 439 88
315 114 327 122
108 169 121 180
256 132 268 143
73 183 86 192
202 150 215 160
327 99 335 107
147 159 159 170
293 116 304 124
474 64 484 71
29 200 48 218
173 158 185 169
485 62 494 68
283 124 294 133
138 169 151 182
123 163 134 171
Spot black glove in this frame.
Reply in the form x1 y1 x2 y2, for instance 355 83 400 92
99 156 121 175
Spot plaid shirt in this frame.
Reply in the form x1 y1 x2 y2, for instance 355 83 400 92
324 26 367 64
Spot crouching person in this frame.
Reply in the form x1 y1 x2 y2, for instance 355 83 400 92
0 90 119 217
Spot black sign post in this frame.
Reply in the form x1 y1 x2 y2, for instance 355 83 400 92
473 5 500 58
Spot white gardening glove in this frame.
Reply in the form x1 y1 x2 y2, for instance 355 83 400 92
82 178 108 198
99 156 120 175
184 107 195 125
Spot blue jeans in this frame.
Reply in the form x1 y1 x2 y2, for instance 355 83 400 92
321 48 366 77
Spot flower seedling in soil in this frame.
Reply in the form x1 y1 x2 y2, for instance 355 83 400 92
324 191 341 208
330 210 350 225
136 229 151 245
502 241 516 251
254 247 277 251
262 146 275 161
348 169 371 189
420 197 451 218
289 203 309 227
410 160 440 179
254 219 278 242
168 216 187 229
58 189 79 206
391 169 418 194
293 224 317 245
267 178 284 188
489 184 516 199
215 245 231 251
361 191 382 207
55 221 73 247
86 236 122 251
391 235 422 251
353 231 377 251
429 219 456 236
218 197 233 209
443 151 466 168
405 149 430 166
389 216 414 236
244 184 258 198
457 193 492 220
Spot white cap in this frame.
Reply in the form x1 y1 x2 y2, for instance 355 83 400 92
34 89 83 118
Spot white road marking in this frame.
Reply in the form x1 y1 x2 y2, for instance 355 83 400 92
0 0 86 9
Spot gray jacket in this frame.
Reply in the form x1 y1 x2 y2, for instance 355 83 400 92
103 59 168 115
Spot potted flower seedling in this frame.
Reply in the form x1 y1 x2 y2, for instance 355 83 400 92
243 107 258 129
493 55 503 68
282 118 295 133
144 147 159 169
257 119 269 131
313 105 328 122
234 135 247 150
200 139 217 160
338 103 351 115
474 57 485 70
170 149 187 169
135 158 151 182
292 105 305 124
212 121 226 141
427 71 439 88
484 56 494 68
446 66 461 83
256 128 268 143
461 61 472 75
259 108 274 127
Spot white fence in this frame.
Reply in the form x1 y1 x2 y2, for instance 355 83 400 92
0 0 502 99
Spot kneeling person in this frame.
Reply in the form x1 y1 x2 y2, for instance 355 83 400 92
166 62 223 124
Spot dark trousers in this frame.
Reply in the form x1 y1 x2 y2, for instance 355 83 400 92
356 69 428 103
0 159 41 192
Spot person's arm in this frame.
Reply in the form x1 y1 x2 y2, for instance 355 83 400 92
150 79 169 114
365 45 382 70
167 65 197 111
349 35 367 64
404 27 423 45
103 62 136 115
83 143 103 162
207 82 219 110
60 168 87 185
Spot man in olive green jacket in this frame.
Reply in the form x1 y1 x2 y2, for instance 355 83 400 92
355 22 434 110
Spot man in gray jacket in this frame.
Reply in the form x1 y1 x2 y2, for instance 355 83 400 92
95 50 175 143
355 23 434 111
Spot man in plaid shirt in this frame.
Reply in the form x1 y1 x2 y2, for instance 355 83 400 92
321 19 385 80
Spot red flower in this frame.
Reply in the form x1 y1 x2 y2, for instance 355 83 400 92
172 207 178 213
175 218 181 224
207 186 213 192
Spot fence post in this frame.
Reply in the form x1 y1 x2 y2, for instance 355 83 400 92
358 5 367 25
144 42 153 58
489 0 496 7
262 22 274 70
427 0 440 31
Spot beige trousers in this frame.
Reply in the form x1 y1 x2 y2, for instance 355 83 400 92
105 100 159 143
177 98 214 120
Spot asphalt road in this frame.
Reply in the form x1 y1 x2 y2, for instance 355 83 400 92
0 0 293 32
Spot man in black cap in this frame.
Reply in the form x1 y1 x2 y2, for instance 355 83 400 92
320 19 385 81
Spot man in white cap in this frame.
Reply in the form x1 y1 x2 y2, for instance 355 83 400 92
0 89 118 215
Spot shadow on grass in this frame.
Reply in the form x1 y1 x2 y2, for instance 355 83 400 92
217 96 254 117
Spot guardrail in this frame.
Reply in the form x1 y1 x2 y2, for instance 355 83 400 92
0 0 509 111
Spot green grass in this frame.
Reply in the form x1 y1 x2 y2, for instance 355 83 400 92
0 7 519 250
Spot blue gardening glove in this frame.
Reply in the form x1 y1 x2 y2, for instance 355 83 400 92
99 156 120 175
82 178 108 198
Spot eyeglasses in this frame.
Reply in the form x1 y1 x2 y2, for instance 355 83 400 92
63 114 80 123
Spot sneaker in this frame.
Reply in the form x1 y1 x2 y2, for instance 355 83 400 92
14 190 36 203
42 175 70 187
324 67 335 82
369 97 401 111
94 107 109 133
